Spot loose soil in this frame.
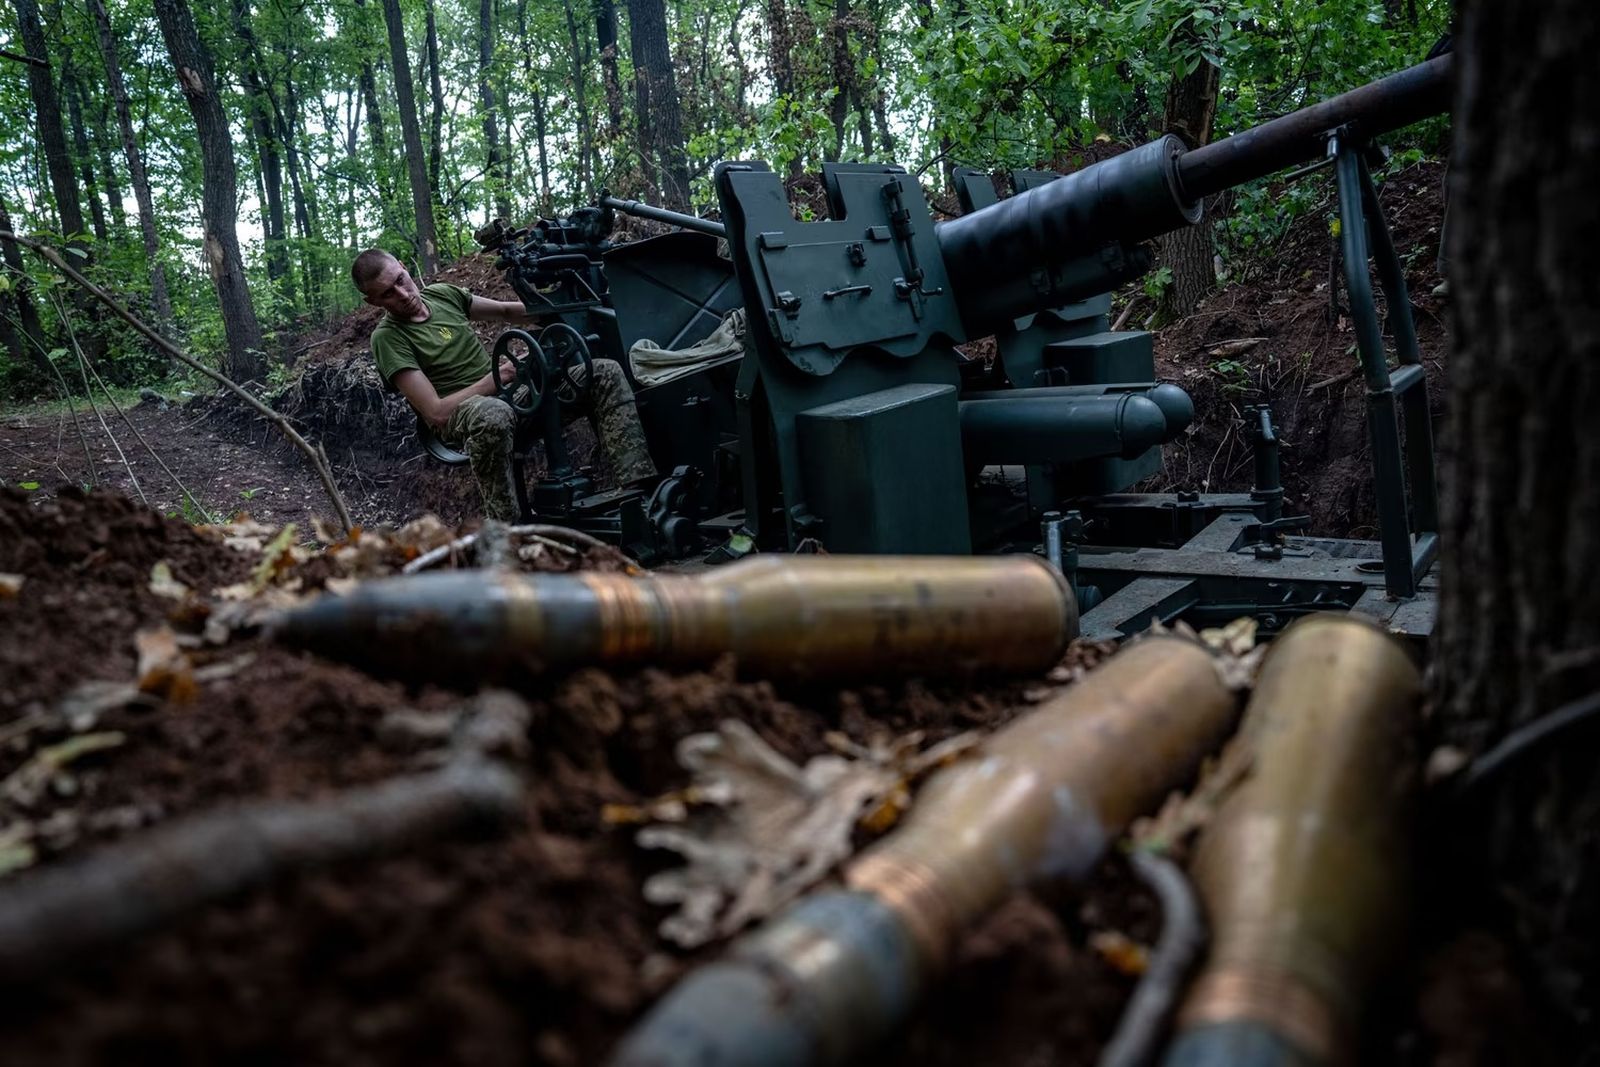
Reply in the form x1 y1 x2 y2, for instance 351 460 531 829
0 488 1155 1066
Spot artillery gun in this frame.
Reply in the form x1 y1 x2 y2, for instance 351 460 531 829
472 55 1450 638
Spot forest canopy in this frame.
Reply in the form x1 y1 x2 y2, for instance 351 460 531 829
0 0 1448 395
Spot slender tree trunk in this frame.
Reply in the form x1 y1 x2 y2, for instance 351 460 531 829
517 0 553 212
228 0 291 305
89 94 126 234
424 0 446 207
595 0 624 136
1154 49 1220 323
87 0 173 335
273 57 323 312
826 0 850 161
152 0 266 380
13 0 104 362
562 0 594 197
1439 2 1600 1054
477 0 510 220
0 191 49 373
381 0 438 276
64 70 110 244
628 0 690 208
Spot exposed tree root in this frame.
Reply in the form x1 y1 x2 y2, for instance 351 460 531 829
0 758 524 983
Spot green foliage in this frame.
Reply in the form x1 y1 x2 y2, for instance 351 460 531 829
0 0 1452 406
1142 266 1175 301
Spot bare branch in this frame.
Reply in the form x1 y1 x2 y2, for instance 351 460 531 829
0 48 48 69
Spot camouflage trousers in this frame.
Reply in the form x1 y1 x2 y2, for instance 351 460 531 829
440 358 656 522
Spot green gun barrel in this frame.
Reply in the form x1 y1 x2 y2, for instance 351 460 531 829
610 634 1241 1067
274 554 1077 682
1164 614 1423 1067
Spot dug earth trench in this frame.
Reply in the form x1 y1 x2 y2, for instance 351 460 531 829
0 488 1156 1065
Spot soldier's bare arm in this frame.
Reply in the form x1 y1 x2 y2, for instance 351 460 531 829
467 296 547 324
393 360 516 429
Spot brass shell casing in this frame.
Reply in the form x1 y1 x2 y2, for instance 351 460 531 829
1175 613 1422 1065
847 634 1240 970
280 553 1077 681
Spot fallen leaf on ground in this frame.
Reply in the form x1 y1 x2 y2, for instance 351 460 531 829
147 561 190 600
1131 735 1255 856
135 627 197 703
636 721 980 948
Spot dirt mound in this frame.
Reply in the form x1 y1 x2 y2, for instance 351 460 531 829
0 487 253 715
1152 160 1449 536
0 489 1152 1066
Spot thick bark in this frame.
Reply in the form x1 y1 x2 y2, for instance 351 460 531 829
1154 51 1220 323
627 0 690 209
1440 0 1600 1048
228 0 291 302
477 0 510 220
595 0 624 136
382 0 438 276
0 192 49 374
152 0 266 381
87 0 174 335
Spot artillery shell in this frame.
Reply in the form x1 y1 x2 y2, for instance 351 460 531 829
1165 613 1423 1067
275 554 1077 682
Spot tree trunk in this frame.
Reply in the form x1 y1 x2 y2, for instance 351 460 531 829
273 55 323 312
64 70 110 244
89 93 126 234
152 0 266 381
562 0 594 197
628 0 690 208
228 0 291 304
1439 1 1600 1052
424 0 446 209
0 191 49 374
14 0 104 363
1154 50 1220 323
381 0 439 276
13 0 86 247
87 0 174 335
352 0 396 213
826 0 851 161
517 0 553 212
477 0 510 221
595 0 624 136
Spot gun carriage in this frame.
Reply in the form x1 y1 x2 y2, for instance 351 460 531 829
452 54 1450 640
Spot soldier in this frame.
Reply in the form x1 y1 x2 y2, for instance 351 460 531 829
351 249 656 521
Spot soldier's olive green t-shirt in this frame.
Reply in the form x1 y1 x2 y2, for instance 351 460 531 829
371 283 490 396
